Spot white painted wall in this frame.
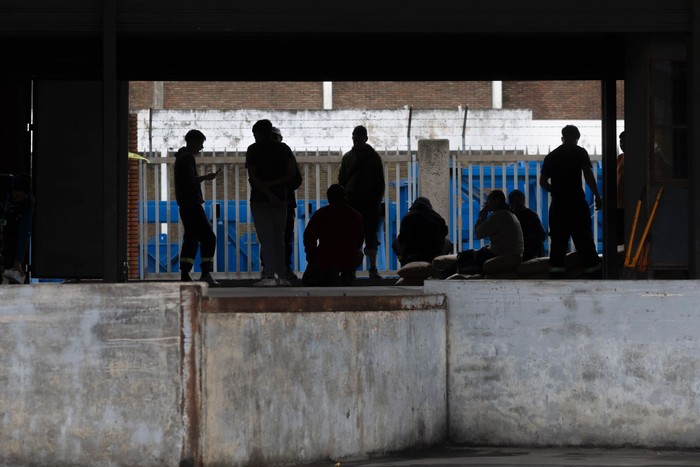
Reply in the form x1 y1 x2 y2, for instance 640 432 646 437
136 109 625 156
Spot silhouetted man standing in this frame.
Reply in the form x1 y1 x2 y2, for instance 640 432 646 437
174 129 221 287
245 119 296 287
338 125 385 279
540 125 602 278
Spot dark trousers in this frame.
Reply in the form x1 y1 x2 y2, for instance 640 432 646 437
548 198 600 270
179 204 216 273
284 205 296 269
617 207 625 246
302 262 355 287
261 203 296 271
352 200 381 251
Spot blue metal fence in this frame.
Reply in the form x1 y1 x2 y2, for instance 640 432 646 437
139 154 603 277
140 159 603 276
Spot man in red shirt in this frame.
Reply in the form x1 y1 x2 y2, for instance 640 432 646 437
302 184 364 286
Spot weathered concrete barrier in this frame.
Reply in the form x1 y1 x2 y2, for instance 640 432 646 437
0 283 197 466
9 279 698 465
199 291 448 466
0 284 447 466
424 279 700 448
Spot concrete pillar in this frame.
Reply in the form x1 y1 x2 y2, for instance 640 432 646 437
417 139 450 221
153 81 164 109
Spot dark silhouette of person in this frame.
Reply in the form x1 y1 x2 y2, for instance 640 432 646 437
245 119 296 287
471 189 524 273
0 173 34 284
447 190 523 277
174 129 221 287
508 189 547 261
338 125 385 279
392 196 452 267
271 126 302 280
302 184 364 287
617 130 625 246
539 125 602 278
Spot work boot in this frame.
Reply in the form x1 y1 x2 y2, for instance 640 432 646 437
181 271 193 282
365 248 381 279
340 270 356 286
285 267 298 281
199 272 221 287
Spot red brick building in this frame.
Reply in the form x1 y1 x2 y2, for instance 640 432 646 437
129 81 624 120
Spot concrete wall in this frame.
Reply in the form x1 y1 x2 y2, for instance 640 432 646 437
6 280 700 465
424 279 700 448
136 108 625 155
0 284 447 466
199 293 448 466
0 283 195 466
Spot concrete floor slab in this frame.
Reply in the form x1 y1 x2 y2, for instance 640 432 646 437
294 447 700 466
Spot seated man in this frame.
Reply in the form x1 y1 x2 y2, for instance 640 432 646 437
508 189 547 261
458 189 524 275
392 197 452 267
302 184 365 286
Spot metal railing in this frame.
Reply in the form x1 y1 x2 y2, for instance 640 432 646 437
138 147 602 279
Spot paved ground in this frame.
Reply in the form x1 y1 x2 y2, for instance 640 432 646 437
292 446 700 466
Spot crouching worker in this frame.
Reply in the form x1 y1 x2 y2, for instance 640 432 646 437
302 184 364 286
393 196 452 267
458 189 523 275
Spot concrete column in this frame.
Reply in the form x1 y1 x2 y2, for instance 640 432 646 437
153 81 164 109
417 139 450 221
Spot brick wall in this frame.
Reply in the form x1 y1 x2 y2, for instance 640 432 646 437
332 81 493 109
503 80 624 119
128 80 624 120
163 82 323 110
129 81 153 109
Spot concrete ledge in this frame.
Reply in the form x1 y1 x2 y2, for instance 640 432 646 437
203 287 445 313
425 279 700 448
